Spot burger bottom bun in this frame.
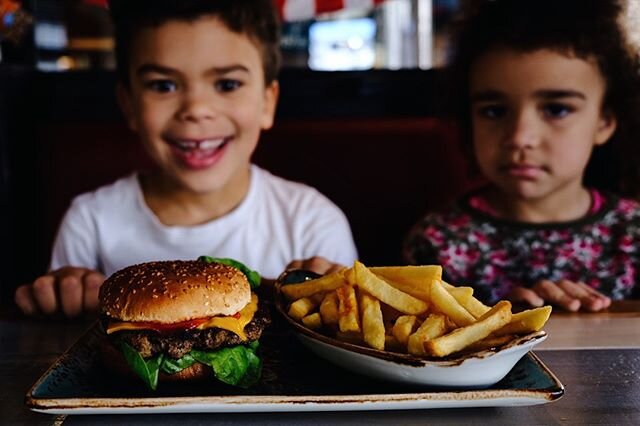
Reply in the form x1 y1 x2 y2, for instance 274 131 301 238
99 338 212 383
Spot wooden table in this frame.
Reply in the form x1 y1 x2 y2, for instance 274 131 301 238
2 302 639 425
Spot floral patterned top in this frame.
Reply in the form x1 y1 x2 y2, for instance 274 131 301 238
403 188 640 304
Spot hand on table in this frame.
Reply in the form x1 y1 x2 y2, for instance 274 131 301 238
14 267 105 318
508 280 611 312
285 256 346 275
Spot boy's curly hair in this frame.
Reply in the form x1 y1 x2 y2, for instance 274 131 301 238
448 0 640 197
108 0 281 86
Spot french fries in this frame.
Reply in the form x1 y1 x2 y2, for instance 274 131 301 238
281 261 552 358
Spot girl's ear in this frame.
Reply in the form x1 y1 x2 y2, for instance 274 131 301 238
116 83 138 132
594 109 617 146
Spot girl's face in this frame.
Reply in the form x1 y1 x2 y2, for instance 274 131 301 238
469 48 616 202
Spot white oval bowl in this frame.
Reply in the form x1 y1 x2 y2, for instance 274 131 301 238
276 269 548 388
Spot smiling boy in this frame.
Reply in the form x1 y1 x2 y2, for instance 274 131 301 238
15 0 357 317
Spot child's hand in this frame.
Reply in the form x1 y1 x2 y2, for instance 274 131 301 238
285 256 346 275
508 280 612 312
14 267 105 318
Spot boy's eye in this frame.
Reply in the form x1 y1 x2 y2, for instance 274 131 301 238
477 105 507 119
215 79 242 92
145 79 177 93
542 103 572 119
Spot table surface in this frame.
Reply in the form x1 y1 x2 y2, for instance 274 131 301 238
2 302 639 425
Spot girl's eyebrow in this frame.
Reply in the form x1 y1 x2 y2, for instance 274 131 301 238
535 89 586 100
136 63 251 77
471 89 587 102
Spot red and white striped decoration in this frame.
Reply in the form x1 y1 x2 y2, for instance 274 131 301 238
276 0 387 22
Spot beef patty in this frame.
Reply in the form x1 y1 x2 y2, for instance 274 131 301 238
105 301 271 359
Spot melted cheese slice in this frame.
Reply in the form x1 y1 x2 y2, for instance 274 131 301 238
195 293 258 340
106 294 259 340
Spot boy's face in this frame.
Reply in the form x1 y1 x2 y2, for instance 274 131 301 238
469 48 616 202
118 16 278 195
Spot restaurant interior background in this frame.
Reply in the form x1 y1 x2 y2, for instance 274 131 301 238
0 0 638 307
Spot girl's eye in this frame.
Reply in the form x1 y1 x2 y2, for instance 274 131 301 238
477 105 507 119
215 79 242 92
543 103 572 119
145 79 177 93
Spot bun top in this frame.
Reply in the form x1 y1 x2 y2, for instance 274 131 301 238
99 260 251 323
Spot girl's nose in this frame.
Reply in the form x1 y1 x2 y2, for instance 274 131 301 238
177 90 217 122
503 109 540 149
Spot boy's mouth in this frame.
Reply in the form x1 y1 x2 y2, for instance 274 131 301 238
166 137 232 169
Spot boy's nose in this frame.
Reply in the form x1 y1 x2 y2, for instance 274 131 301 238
177 93 217 122
503 110 540 149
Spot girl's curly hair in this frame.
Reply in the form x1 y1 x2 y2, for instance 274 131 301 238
447 0 640 197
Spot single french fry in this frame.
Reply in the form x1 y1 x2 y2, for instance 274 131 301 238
288 297 317 321
407 313 447 355
447 286 473 303
301 312 323 330
392 315 418 346
281 269 346 300
360 293 385 350
424 301 512 357
442 280 491 318
371 265 442 286
319 291 340 326
371 266 441 302
429 280 476 326
336 285 361 333
493 306 552 336
354 261 428 315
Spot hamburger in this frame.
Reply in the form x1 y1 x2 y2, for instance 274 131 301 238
98 258 270 390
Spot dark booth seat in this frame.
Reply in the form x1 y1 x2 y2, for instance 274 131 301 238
38 116 473 268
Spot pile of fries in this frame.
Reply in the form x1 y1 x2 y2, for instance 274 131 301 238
281 261 551 357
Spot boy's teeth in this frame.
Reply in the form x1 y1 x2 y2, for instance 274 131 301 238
199 139 225 149
175 139 225 150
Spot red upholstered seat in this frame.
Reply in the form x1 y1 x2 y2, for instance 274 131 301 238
38 117 474 267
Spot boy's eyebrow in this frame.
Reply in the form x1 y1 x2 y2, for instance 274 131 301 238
471 89 587 102
135 63 251 77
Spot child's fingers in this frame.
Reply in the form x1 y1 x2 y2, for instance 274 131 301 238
576 281 611 311
557 280 607 312
58 272 85 318
14 284 40 316
507 286 544 307
82 271 105 314
532 280 581 312
32 275 59 315
286 256 344 275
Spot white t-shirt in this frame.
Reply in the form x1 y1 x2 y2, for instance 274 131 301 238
50 165 358 279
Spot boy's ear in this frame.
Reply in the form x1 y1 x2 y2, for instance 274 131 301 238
594 109 617 146
260 80 279 131
116 83 139 132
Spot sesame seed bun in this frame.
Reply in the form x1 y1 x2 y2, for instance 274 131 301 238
99 260 251 323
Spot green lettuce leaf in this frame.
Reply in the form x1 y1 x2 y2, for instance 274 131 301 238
159 353 197 375
120 342 164 391
190 343 262 388
198 256 261 289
